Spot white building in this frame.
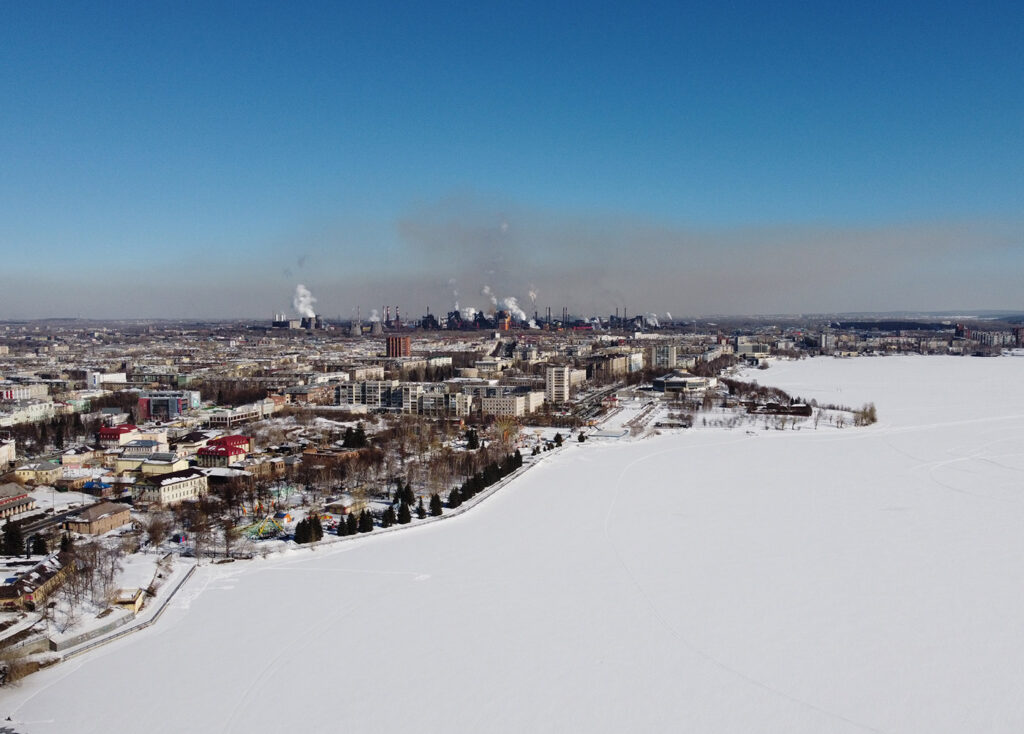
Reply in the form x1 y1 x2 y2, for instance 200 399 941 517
0 439 15 469
137 468 208 506
545 366 571 404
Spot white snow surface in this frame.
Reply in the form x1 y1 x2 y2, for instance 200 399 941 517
7 355 1024 733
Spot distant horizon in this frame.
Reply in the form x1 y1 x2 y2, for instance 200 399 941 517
3 308 1024 326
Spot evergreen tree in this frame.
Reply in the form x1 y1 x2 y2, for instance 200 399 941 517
342 426 355 447
30 535 48 555
578 432 587 442
337 516 349 537
3 521 24 557
358 510 374 533
416 497 427 519
402 482 415 505
346 513 358 535
465 429 479 450
429 493 443 516
447 487 462 508
310 515 323 541
554 432 563 446
294 518 310 544
353 425 367 448
514 449 523 468
398 501 412 525
59 533 73 554
381 506 396 528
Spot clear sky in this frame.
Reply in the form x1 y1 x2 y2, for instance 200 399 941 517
1 1 1021 319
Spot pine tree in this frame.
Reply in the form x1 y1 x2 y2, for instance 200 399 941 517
398 501 412 525
403 482 415 505
465 429 479 450
310 515 323 541
337 516 349 537
514 449 523 468
381 506 396 528
447 487 462 508
347 513 358 535
429 493 443 516
59 533 73 553
554 432 563 446
416 497 427 519
3 521 24 557
578 432 587 442
30 535 48 555
358 510 374 533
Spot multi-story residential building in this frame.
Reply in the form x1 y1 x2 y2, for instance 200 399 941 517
481 395 528 417
649 344 678 370
545 365 571 403
386 336 411 358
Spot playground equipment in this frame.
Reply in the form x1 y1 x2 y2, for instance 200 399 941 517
241 515 286 540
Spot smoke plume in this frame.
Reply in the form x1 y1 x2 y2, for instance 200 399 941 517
502 296 527 321
481 285 498 307
293 284 317 318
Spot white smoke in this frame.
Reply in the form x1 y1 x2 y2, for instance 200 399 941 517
646 313 660 328
665 311 673 321
368 309 381 323
293 284 317 318
502 296 527 321
528 319 539 329
528 289 538 305
461 306 478 320
481 285 498 306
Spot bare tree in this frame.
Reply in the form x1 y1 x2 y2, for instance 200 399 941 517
145 512 171 548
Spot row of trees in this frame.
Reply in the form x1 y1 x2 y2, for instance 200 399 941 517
446 450 523 509
293 515 324 544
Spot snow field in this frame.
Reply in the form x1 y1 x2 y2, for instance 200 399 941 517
6 355 1024 733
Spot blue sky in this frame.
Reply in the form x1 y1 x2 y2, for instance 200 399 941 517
1 1 1021 318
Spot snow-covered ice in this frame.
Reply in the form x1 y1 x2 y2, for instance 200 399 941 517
6 355 1024 733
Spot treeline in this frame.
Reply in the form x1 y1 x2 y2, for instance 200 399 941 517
446 450 523 509
197 381 268 406
4 412 102 455
720 378 794 405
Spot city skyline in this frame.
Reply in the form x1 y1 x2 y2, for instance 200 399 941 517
2 2 1021 318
